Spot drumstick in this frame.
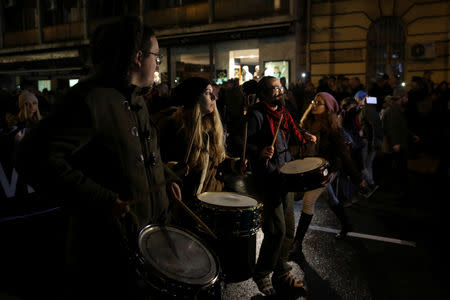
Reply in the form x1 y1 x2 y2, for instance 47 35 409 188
265 114 284 167
242 119 248 161
172 196 218 240
299 103 312 129
184 113 201 164
161 225 179 259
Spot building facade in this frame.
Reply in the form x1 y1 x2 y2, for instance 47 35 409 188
0 0 448 92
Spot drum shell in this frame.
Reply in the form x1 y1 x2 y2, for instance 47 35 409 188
194 192 262 238
282 160 330 192
193 192 263 283
199 231 257 284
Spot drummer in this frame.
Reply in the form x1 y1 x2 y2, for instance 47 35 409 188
154 77 246 211
14 17 182 300
241 76 316 296
289 92 367 264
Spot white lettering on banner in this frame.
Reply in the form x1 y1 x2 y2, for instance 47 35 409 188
0 162 35 198
0 162 18 198
27 185 35 193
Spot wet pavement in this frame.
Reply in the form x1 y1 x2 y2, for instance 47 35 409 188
219 151 448 299
1 151 448 300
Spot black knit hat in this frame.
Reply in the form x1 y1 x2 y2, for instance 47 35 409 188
172 77 211 108
256 76 275 101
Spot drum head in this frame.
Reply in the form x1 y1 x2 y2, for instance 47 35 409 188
280 157 326 174
197 192 257 208
138 225 218 286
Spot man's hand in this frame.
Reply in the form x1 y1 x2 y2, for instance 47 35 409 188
239 158 248 174
112 198 132 218
169 182 182 202
260 146 274 160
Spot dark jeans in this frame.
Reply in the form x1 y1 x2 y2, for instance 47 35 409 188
253 192 295 279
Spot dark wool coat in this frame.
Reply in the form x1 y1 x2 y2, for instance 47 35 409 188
244 101 306 205
16 78 177 282
381 103 413 154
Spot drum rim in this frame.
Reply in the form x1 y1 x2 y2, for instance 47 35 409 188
197 191 259 208
280 157 329 175
138 224 221 287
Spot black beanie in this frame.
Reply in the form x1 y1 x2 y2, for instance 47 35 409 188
256 76 275 101
172 77 211 108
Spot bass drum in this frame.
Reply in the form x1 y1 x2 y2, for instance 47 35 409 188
137 224 221 299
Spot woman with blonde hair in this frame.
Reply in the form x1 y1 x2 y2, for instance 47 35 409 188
8 90 42 131
155 77 234 200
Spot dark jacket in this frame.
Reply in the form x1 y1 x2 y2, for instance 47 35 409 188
381 102 413 153
358 104 383 150
16 78 176 274
244 102 306 204
303 117 362 185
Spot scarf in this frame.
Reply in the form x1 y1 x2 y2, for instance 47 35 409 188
263 102 288 138
263 102 306 146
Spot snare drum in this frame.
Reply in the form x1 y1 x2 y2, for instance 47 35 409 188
194 192 262 283
280 157 330 192
137 225 221 299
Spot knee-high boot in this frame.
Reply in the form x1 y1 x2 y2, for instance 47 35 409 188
289 213 313 261
330 205 353 239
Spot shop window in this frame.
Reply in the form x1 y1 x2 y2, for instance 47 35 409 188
69 79 79 87
229 49 259 85
264 60 290 86
38 80 51 92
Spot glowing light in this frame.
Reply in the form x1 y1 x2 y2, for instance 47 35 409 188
301 73 306 78
154 71 160 84
401 82 406 87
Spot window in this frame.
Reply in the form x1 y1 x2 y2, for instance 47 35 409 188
69 79 79 87
38 80 51 92
367 17 405 83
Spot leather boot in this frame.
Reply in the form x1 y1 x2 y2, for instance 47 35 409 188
331 205 353 239
289 213 313 262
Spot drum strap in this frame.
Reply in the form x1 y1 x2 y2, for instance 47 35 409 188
196 133 210 195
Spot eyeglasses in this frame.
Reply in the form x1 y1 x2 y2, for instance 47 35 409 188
144 51 163 65
311 100 325 106
272 86 283 94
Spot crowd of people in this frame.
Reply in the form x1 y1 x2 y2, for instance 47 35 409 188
0 16 448 300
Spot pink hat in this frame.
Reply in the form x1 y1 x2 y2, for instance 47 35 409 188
317 92 339 113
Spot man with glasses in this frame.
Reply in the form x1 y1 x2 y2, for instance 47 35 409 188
16 16 181 300
241 76 315 297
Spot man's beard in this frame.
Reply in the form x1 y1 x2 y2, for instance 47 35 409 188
275 95 286 107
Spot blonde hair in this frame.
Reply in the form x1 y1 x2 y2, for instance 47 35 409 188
18 91 42 123
177 102 226 171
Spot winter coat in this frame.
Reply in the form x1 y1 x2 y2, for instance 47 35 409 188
244 101 306 205
303 116 362 186
358 104 383 150
381 102 413 154
15 78 177 276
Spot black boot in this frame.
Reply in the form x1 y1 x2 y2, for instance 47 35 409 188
331 205 353 239
289 213 313 262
